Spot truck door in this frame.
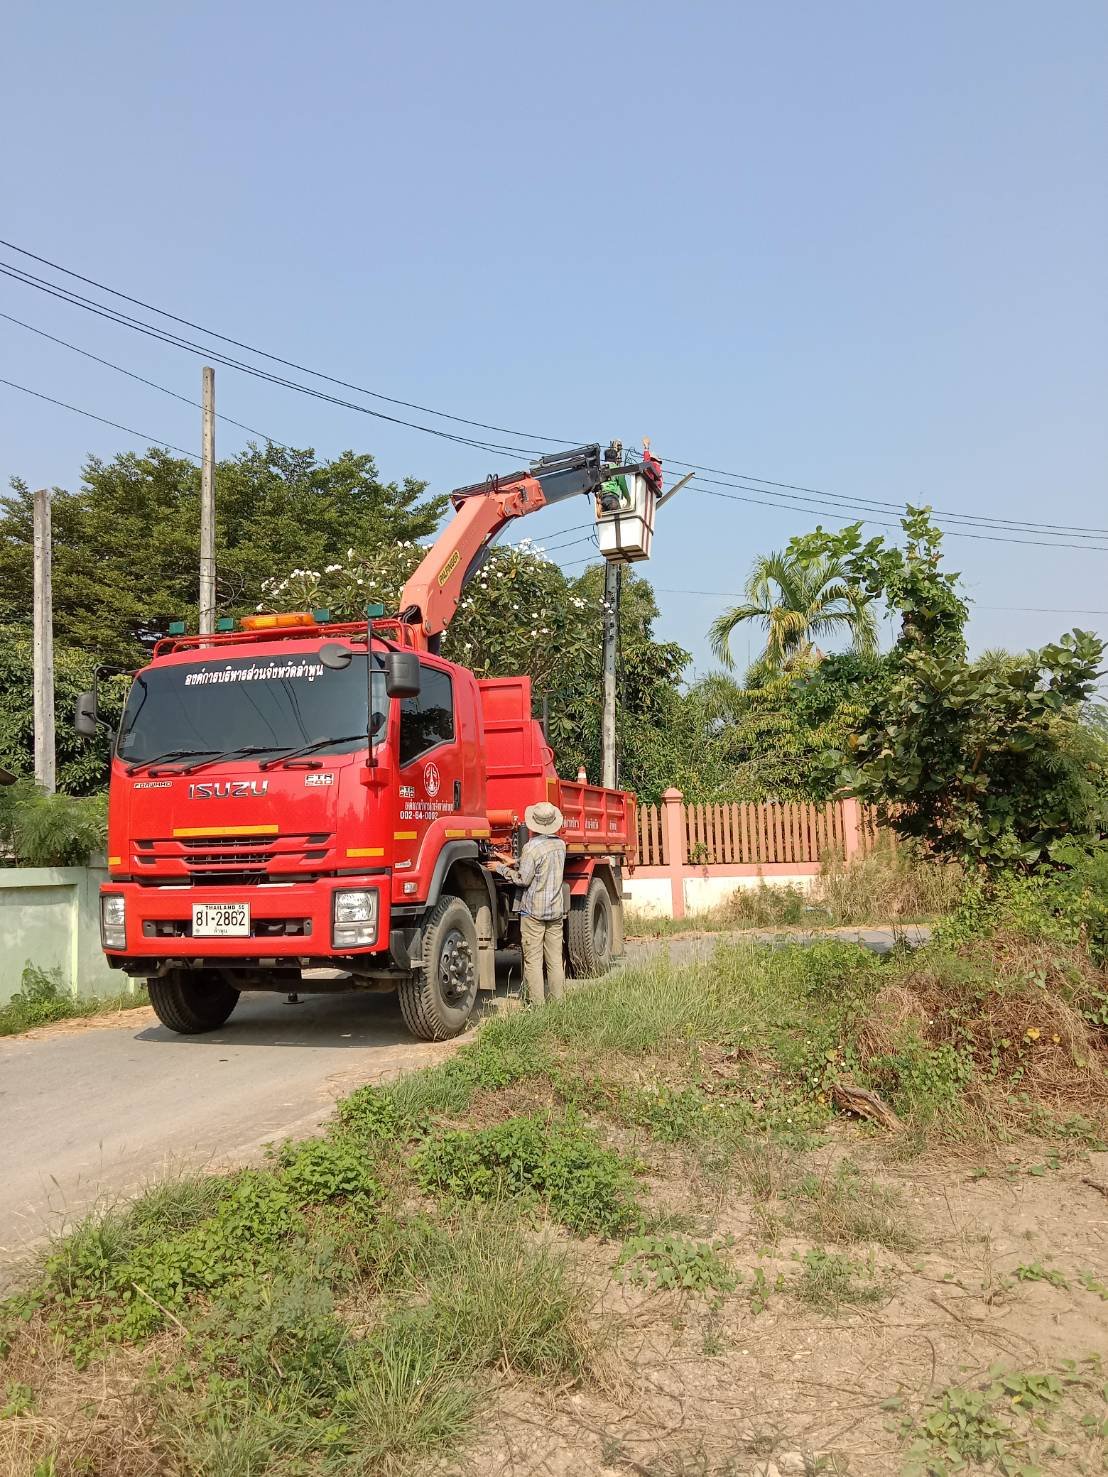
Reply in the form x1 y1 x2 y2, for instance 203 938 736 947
395 662 458 886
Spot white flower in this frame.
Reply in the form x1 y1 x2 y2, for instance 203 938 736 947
347 548 355 560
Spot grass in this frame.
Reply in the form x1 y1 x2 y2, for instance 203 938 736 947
3 914 1105 1472
0 962 146 1036
627 844 963 937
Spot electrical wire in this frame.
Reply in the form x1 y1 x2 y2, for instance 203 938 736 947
0 308 279 443
0 375 199 460
661 456 1108 538
0 238 566 448
690 480 1108 553
0 260 535 461
652 586 1108 616
2 236 1103 545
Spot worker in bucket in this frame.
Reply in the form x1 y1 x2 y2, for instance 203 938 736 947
493 801 567 1006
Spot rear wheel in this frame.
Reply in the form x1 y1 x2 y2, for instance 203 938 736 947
398 896 479 1041
566 877 615 978
147 969 239 1034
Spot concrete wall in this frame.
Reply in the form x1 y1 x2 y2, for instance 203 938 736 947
626 870 818 920
0 865 121 1004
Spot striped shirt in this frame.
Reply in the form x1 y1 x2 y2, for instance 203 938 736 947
504 836 566 921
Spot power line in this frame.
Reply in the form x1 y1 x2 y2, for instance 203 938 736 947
0 237 566 449
0 308 279 444
691 481 1108 554
0 375 199 460
653 586 1108 616
0 260 535 461
2 236 1103 545
664 456 1108 538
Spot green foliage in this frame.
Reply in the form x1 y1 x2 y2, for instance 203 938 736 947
790 510 1107 870
902 1365 1078 1476
615 1234 738 1296
413 1111 641 1236
267 542 691 802
708 547 879 671
0 962 143 1036
0 623 129 795
0 778 106 862
0 446 447 665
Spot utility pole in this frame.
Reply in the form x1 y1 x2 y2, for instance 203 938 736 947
199 365 216 634
32 487 56 792
600 559 621 790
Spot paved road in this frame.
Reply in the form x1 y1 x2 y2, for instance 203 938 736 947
0 927 925 1273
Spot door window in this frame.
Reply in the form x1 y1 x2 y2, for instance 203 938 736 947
398 666 455 766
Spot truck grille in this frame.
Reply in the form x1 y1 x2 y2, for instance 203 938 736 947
133 833 334 885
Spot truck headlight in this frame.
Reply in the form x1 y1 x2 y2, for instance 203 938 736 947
332 889 378 948
101 893 127 950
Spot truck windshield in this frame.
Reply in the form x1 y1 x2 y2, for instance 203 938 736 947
116 653 387 767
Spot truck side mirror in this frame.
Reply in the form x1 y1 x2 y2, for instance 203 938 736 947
74 690 98 739
385 651 421 699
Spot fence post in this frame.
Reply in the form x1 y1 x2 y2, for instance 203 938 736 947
661 787 687 919
841 797 862 862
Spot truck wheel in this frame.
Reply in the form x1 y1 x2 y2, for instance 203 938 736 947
567 878 615 978
147 970 239 1034
398 896 479 1041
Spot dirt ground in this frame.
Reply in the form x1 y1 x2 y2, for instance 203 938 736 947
454 1146 1108 1477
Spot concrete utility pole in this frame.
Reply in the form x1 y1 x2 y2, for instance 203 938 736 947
199 365 216 634
600 558 621 790
32 487 56 792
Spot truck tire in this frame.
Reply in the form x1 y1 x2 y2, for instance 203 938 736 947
148 970 239 1034
566 878 615 978
398 895 479 1041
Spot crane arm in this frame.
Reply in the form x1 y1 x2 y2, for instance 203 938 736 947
398 443 633 650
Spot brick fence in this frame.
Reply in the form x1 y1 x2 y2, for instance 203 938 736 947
632 790 880 919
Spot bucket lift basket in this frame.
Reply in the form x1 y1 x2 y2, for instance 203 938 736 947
595 468 657 563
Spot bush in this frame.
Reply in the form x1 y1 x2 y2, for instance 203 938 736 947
0 779 106 865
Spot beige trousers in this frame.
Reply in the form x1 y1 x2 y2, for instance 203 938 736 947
521 915 565 1006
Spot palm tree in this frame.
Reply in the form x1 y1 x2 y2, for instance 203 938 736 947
709 549 878 671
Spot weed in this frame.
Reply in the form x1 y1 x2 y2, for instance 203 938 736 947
1078 1270 1108 1300
0 963 145 1036
1 1380 34 1416
1013 1260 1068 1289
616 1234 738 1297
748 1265 784 1315
902 1365 1072 1476
413 1110 641 1236
792 1247 888 1311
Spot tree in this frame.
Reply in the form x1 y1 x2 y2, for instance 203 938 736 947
790 510 1107 870
261 546 691 802
708 549 879 671
0 444 447 665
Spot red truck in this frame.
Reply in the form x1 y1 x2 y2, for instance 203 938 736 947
78 443 659 1040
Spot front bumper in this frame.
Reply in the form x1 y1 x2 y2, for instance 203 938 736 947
100 876 390 961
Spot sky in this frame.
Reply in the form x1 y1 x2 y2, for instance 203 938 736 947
2 0 1106 679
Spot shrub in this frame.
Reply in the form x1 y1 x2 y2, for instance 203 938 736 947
0 779 106 865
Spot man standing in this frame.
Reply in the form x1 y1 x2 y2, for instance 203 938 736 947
495 800 566 1006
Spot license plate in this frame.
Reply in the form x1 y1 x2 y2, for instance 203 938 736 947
191 902 250 937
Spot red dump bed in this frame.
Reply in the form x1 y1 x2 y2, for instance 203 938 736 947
478 676 636 860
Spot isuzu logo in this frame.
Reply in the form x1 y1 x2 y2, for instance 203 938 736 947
188 780 270 799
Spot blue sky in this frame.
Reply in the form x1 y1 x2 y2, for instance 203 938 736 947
2 0 1106 677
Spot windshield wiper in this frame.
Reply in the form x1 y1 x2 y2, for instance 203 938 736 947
125 748 220 775
258 733 368 771
173 745 289 775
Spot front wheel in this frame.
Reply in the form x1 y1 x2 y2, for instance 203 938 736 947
148 969 239 1034
398 896 479 1041
566 877 615 978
